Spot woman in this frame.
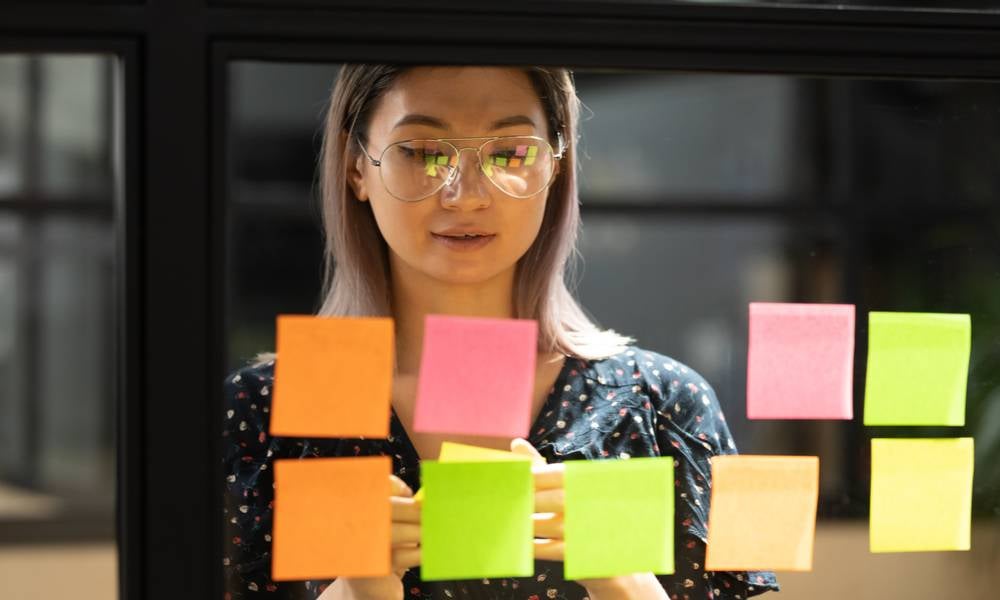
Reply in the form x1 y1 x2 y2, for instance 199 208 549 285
223 64 780 599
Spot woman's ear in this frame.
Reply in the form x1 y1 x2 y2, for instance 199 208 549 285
343 137 370 203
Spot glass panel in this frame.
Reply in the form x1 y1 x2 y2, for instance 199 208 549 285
224 61 1000 599
575 73 800 202
648 0 999 11
0 53 119 600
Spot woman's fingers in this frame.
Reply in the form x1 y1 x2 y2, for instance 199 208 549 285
532 538 565 562
390 474 413 498
510 438 547 466
532 513 563 540
533 462 563 491
391 522 421 546
391 495 421 524
392 546 421 574
535 487 564 514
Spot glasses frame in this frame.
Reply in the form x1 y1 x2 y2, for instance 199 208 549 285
354 131 566 202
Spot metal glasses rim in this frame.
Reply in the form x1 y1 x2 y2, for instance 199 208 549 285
354 132 565 202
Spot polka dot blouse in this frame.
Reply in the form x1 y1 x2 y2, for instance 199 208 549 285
222 345 780 599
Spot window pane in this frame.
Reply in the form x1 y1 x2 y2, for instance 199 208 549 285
0 53 119 600
223 62 1000 598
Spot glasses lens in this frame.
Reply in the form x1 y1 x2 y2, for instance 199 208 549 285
380 140 458 201
480 137 554 198
380 137 555 201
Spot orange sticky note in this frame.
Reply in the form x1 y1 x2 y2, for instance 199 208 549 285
706 455 819 571
270 314 394 438
272 456 392 580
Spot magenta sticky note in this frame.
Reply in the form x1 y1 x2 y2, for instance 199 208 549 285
413 314 538 438
746 302 855 420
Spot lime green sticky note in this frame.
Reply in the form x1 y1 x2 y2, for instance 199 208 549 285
563 458 674 579
420 460 534 580
870 438 974 552
863 312 971 426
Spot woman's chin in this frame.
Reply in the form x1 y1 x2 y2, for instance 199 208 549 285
425 264 509 287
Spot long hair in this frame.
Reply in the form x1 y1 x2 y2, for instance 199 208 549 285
252 64 633 366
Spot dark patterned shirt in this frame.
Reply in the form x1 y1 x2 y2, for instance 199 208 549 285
222 345 780 599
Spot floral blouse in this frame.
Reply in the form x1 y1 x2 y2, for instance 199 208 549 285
222 345 780 599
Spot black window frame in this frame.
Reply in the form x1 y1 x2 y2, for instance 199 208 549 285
4 2 1000 598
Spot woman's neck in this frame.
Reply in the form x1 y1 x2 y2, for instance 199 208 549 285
390 258 517 376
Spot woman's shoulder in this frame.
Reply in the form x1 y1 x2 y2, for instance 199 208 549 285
586 344 717 398
222 352 277 413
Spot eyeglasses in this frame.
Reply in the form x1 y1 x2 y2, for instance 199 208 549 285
354 132 565 202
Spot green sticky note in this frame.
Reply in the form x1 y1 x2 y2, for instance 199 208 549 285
863 312 970 426
870 438 974 552
563 458 674 579
420 460 534 580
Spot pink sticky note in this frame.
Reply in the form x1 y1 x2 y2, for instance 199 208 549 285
746 302 855 420
413 314 538 438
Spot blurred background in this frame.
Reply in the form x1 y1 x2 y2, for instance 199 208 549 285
0 53 120 598
2 5 1000 599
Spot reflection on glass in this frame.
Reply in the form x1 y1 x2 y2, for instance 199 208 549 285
0 53 119 600
576 74 798 201
224 61 1000 599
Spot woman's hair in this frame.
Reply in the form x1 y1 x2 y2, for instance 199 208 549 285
252 64 634 367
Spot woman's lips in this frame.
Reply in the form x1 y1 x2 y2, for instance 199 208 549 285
431 232 497 251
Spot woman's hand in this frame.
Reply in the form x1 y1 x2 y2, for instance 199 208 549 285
323 475 421 600
509 439 668 600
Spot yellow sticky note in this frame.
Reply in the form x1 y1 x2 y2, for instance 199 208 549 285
706 455 819 571
413 442 530 501
870 438 974 552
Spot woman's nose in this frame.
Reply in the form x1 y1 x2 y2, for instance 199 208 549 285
439 147 492 208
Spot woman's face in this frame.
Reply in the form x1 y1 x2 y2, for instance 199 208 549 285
347 66 559 287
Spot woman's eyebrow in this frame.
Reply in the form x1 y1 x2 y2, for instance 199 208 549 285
391 113 537 132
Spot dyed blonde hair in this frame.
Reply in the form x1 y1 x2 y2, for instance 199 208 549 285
252 64 633 367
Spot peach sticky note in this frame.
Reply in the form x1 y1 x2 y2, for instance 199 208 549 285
413 442 532 502
270 314 394 438
272 456 391 580
413 314 538 438
706 455 819 571
870 438 974 552
747 302 855 420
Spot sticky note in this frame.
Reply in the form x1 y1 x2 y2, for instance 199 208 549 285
747 302 855 420
863 312 970 426
270 315 394 438
420 460 534 580
413 442 531 501
413 314 538 438
870 438 974 552
705 455 819 571
272 456 391 580
563 458 675 579
515 144 527 157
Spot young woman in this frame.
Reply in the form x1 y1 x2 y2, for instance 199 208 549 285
223 64 780 600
